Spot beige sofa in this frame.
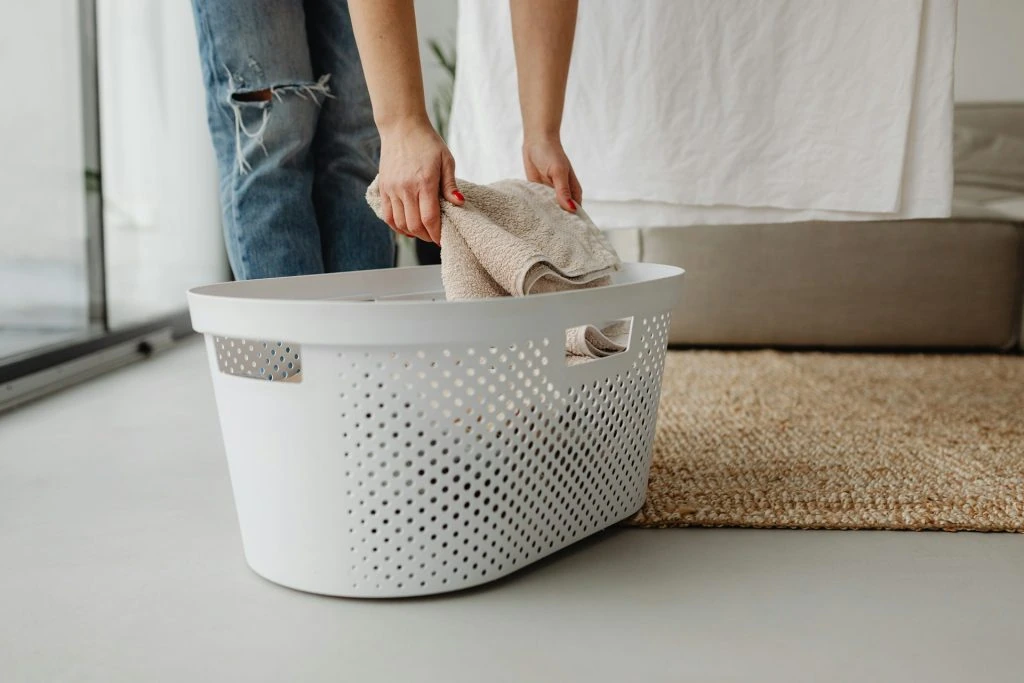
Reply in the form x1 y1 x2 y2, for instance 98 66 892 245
608 103 1024 350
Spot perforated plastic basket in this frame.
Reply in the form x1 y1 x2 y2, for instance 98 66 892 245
188 262 683 597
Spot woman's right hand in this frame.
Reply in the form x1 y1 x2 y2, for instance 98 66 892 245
377 119 464 245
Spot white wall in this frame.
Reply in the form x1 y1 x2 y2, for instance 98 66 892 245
954 0 1024 102
415 0 459 129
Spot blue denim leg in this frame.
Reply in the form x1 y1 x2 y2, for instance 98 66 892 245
192 0 326 279
305 0 395 272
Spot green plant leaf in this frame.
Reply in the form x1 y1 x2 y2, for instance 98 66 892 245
428 39 456 77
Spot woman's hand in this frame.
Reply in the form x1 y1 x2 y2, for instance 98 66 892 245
349 0 463 243
510 0 580 212
523 136 582 212
378 119 464 245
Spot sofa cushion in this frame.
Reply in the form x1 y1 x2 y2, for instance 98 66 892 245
641 219 1022 349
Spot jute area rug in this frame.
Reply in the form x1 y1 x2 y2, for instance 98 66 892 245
630 351 1024 532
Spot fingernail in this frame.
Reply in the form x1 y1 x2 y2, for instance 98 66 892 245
567 199 577 211
453 190 465 202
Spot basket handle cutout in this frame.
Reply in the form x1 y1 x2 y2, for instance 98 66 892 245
565 317 632 366
213 336 303 382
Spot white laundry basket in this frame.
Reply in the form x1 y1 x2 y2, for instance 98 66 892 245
188 262 683 597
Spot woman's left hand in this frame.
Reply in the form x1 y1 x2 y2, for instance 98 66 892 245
522 137 583 213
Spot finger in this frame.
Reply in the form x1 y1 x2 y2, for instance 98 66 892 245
419 191 442 245
403 191 429 242
440 154 464 205
551 166 577 212
391 195 409 235
569 169 583 205
522 156 542 184
522 145 546 185
382 196 402 234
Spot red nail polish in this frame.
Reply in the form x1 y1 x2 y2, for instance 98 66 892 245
568 199 577 211
453 190 465 202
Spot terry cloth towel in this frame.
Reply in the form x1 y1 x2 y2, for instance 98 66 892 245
565 319 631 367
366 177 626 360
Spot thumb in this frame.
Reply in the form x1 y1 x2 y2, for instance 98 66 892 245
552 169 577 213
440 154 464 205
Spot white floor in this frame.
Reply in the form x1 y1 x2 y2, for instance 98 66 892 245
1 339 1021 683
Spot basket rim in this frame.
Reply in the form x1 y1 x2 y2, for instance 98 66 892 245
188 262 684 345
188 262 682 305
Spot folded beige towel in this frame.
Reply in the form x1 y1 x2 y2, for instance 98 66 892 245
565 319 632 366
366 177 626 361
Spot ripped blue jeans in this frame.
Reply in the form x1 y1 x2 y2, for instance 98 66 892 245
192 0 394 279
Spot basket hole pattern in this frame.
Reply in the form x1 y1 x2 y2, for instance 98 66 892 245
214 337 301 382
337 313 671 594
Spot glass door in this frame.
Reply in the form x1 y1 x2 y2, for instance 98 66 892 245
0 1 94 360
0 0 229 411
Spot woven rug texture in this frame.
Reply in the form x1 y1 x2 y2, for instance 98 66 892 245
630 351 1024 532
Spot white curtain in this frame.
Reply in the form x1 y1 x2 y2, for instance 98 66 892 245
98 0 227 327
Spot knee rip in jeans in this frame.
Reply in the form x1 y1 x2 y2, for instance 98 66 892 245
225 68 334 174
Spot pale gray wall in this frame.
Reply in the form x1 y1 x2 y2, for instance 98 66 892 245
954 0 1024 102
415 0 459 129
